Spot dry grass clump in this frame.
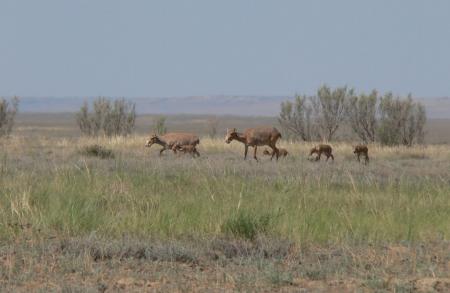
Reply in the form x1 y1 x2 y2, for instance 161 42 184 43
79 144 115 159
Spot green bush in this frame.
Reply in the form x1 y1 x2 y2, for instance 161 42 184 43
76 97 136 137
0 96 19 137
153 116 167 135
279 86 427 145
222 211 272 241
79 145 115 159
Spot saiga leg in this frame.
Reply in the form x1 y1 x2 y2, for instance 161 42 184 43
253 146 258 161
269 145 278 161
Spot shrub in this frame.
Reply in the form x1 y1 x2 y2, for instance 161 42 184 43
152 116 167 135
311 85 352 141
378 93 426 146
279 86 427 145
279 95 316 141
222 211 272 241
207 117 219 138
79 145 115 159
346 90 378 143
0 96 19 137
279 85 353 141
76 97 136 137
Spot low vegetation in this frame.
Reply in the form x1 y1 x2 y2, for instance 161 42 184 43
222 210 274 240
76 97 136 137
1 102 449 292
152 115 167 135
0 96 19 137
79 144 115 159
1 135 450 290
2 135 449 243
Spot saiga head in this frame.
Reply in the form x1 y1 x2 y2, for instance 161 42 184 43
145 134 159 147
309 147 319 156
225 128 238 144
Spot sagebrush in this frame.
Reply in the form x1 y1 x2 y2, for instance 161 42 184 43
0 96 19 137
76 97 136 137
279 85 426 146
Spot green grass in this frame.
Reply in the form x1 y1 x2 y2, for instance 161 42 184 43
222 210 274 240
1 135 450 290
1 138 450 244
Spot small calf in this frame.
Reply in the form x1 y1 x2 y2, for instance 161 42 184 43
354 145 369 164
173 144 200 157
310 144 334 161
263 148 288 158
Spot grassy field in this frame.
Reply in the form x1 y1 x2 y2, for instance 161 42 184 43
1 125 450 291
15 112 450 143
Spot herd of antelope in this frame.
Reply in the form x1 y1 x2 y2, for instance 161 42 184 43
145 126 370 164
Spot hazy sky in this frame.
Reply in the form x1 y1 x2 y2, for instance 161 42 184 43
1 0 449 98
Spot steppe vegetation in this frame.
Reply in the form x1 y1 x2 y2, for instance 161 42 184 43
279 86 426 146
1 133 450 291
76 98 136 137
1 89 450 291
0 96 19 137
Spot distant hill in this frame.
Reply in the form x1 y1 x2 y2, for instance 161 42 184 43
17 96 450 118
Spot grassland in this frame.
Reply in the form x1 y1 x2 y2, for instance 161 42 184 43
1 124 450 291
15 112 450 144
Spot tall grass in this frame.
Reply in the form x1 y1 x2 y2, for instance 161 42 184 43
0 135 450 245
